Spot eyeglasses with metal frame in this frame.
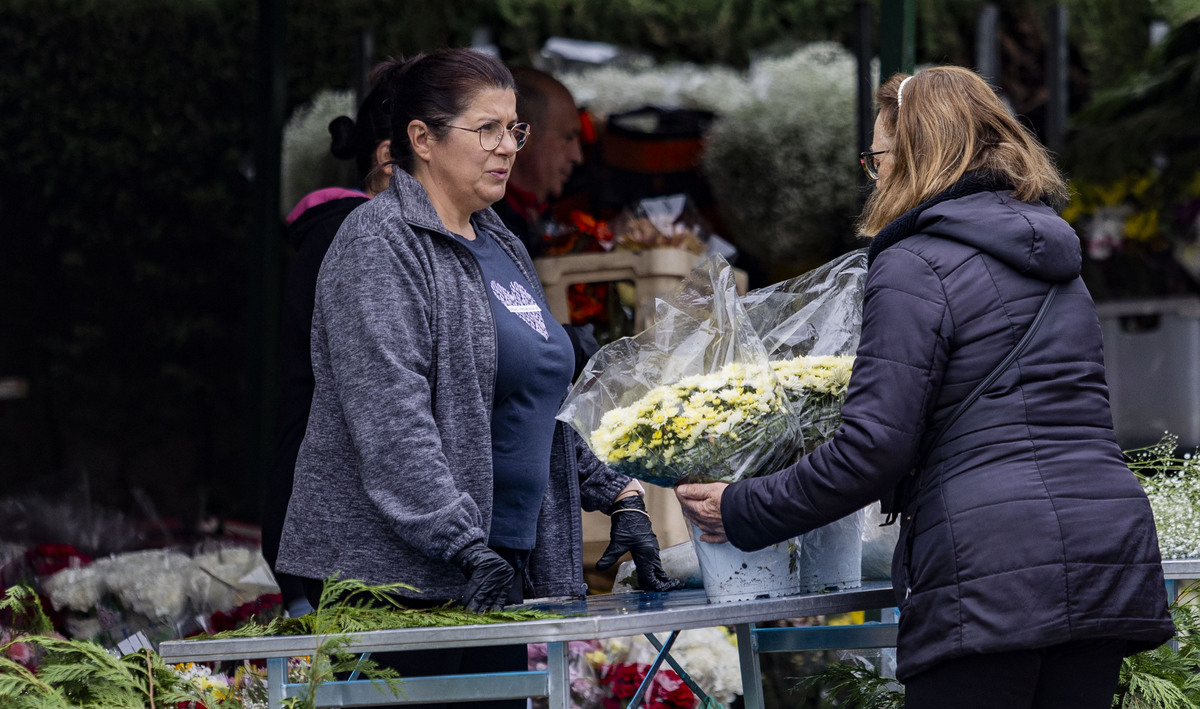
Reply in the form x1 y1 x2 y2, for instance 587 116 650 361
860 150 888 180
443 121 531 151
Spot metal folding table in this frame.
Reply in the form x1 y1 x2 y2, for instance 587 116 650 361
159 581 897 708
157 559 1199 708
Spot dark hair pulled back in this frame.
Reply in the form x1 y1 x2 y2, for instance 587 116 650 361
327 81 394 181
372 49 515 174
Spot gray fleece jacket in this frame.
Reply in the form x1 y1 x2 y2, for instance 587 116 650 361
276 170 630 600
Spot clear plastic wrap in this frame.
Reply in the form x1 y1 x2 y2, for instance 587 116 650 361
608 193 712 255
558 255 802 487
743 249 868 454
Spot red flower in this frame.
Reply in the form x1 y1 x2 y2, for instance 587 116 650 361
606 662 647 700
649 669 696 709
26 544 91 577
568 282 608 323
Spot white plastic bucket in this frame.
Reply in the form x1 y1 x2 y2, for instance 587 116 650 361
690 524 803 602
797 510 863 592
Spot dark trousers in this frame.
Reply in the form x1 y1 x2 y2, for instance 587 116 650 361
300 547 530 709
903 638 1126 709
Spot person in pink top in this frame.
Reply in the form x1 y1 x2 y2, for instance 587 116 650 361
263 74 394 617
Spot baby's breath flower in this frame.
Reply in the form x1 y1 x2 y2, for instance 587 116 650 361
1127 433 1200 559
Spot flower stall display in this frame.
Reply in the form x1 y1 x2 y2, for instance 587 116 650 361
558 46 865 264
588 359 796 487
535 194 728 347
1127 432 1200 560
528 627 742 709
38 544 280 649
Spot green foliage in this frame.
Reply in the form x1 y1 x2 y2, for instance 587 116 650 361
0 578 563 709
0 636 224 709
792 660 904 709
1114 588 1200 708
0 587 54 638
195 576 564 642
1065 15 1200 191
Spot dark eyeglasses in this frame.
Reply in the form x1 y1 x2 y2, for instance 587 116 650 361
443 121 531 151
860 150 888 180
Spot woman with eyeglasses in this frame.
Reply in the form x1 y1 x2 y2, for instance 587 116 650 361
277 49 680 707
677 66 1173 708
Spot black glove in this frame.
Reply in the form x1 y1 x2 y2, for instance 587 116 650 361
452 542 515 613
596 496 685 592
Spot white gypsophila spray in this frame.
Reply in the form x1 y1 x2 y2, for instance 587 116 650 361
280 89 358 218
1127 433 1200 560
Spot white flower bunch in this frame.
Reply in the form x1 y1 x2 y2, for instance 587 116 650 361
1129 434 1200 560
43 545 280 624
773 354 855 454
599 627 743 706
772 354 853 401
43 565 107 613
280 88 357 217
560 62 749 119
703 43 867 262
44 550 192 620
590 360 793 486
99 549 193 621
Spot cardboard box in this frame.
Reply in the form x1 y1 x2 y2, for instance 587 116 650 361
534 249 746 331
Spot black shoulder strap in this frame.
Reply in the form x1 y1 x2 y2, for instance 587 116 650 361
881 283 1060 524
920 283 1060 459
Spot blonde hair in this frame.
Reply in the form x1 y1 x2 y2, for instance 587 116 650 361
858 66 1068 237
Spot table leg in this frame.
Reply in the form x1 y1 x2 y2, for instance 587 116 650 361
267 656 286 709
547 641 570 709
645 632 710 704
628 630 680 709
736 623 764 709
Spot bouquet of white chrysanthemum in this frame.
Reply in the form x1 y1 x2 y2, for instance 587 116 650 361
772 354 855 453
559 255 804 486
588 360 797 486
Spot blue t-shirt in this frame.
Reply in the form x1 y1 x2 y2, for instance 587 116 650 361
456 225 574 549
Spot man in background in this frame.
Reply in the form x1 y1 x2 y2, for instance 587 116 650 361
494 67 585 258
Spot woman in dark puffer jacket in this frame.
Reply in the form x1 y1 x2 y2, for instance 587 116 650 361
676 66 1174 708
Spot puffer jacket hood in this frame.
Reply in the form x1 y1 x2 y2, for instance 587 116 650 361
867 172 1081 283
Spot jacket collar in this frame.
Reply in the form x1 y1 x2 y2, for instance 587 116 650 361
388 168 516 246
866 172 1016 267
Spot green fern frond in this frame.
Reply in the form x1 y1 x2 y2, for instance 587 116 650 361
1 575 558 709
0 585 55 637
193 576 563 642
792 662 904 709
